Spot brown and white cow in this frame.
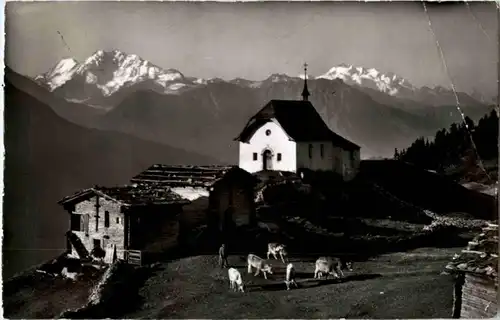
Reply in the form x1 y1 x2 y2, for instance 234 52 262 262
267 242 288 263
314 256 353 279
247 254 273 279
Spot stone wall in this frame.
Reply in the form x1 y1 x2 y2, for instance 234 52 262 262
460 274 498 318
71 196 126 260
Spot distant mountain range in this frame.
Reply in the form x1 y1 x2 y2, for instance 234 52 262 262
22 49 496 162
3 72 217 278
35 49 494 109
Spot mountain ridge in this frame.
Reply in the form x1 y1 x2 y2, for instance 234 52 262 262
17 49 495 163
95 75 457 162
34 49 493 109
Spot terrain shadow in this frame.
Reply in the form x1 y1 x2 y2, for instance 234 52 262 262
253 273 382 292
307 273 383 287
61 263 165 319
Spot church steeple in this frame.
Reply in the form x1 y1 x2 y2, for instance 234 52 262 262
301 62 310 101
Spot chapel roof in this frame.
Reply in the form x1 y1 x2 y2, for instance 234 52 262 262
234 99 360 150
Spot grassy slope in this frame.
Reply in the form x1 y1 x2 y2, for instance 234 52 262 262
5 248 458 319
359 160 497 221
127 248 458 319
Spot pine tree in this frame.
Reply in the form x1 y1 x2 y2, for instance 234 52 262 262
397 109 497 180
394 148 399 160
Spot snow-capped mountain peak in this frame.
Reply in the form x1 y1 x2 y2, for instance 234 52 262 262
34 50 489 108
53 57 79 74
36 50 189 97
316 64 415 96
266 73 294 83
34 57 80 90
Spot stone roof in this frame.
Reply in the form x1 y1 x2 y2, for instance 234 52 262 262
130 164 259 188
58 184 191 207
445 223 498 280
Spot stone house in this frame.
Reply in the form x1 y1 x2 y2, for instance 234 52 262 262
130 164 260 242
235 64 361 181
58 184 191 264
445 222 498 318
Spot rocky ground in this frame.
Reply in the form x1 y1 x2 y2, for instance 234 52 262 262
3 266 104 318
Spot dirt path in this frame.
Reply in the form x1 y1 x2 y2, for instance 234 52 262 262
127 247 461 319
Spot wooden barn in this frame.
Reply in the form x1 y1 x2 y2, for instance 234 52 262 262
130 164 260 242
445 222 498 318
58 184 191 265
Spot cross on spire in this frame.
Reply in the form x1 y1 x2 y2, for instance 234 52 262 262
301 62 310 101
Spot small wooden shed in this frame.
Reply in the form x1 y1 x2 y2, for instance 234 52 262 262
445 223 498 318
130 164 260 240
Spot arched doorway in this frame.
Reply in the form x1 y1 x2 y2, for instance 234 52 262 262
262 149 273 171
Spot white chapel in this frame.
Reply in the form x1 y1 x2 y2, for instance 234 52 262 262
235 63 361 181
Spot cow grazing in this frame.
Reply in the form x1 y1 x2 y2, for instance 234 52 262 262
284 263 299 290
228 268 245 292
314 257 337 279
331 257 353 278
247 254 273 279
314 256 353 279
219 244 229 268
267 242 288 263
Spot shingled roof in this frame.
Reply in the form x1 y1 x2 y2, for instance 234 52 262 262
235 99 360 150
58 185 191 207
445 223 499 280
130 164 259 188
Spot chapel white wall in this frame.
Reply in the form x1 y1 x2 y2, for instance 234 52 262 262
238 121 296 173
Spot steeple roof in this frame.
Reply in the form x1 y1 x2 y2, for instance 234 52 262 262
301 62 310 101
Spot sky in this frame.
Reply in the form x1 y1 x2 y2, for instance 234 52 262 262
5 1 498 98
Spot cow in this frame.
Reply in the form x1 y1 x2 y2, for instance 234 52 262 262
218 244 229 268
228 268 245 292
284 263 299 290
314 256 353 279
247 254 273 279
267 242 288 263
